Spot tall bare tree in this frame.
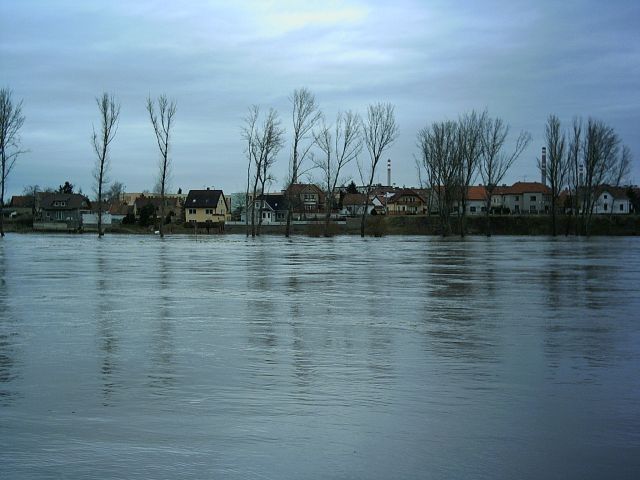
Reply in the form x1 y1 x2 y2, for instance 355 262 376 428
92 93 120 237
242 105 260 237
0 88 26 237
417 120 461 236
313 111 362 236
479 116 531 236
359 103 399 237
243 107 285 237
147 95 177 238
457 110 486 237
567 118 582 235
580 118 620 235
539 115 570 236
285 88 322 237
255 109 285 236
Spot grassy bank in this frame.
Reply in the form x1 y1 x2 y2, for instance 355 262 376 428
4 214 640 236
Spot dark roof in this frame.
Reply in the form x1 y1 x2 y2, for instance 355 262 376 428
597 185 629 199
185 189 224 208
10 195 34 208
258 193 287 211
39 193 90 210
388 189 425 204
342 193 367 205
286 183 324 197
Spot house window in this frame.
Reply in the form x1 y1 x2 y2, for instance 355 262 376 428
515 196 519 201
604 204 608 211
481 207 486 212
530 195 537 202
470 206 476 213
530 205 537 213
206 209 213 215
620 204 624 212
55 211 65 220
188 208 196 214
304 194 316 202
604 194 608 199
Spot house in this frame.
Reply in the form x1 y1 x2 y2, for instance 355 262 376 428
593 186 631 214
6 195 34 218
386 189 425 215
463 186 488 215
341 193 370 217
495 182 552 214
285 183 325 219
242 193 288 224
184 189 231 224
35 192 91 229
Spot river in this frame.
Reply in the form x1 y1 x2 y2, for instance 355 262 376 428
1 234 639 479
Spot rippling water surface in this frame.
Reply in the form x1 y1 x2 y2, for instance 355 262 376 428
1 234 639 479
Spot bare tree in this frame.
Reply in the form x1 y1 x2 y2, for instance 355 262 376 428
539 115 570 236
147 95 177 238
567 118 582 235
457 110 486 236
580 118 620 235
92 93 120 237
255 109 285 235
242 105 260 237
106 181 125 203
285 88 322 237
22 184 39 218
313 111 362 236
417 120 461 236
243 107 285 237
359 103 399 237
0 88 26 237
479 116 531 236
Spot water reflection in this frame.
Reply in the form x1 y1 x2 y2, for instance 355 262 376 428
423 240 498 368
542 240 622 384
147 242 176 394
96 245 120 405
0 242 19 406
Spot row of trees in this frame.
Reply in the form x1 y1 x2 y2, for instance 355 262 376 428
418 112 632 237
542 115 631 236
0 88 178 238
418 110 531 237
243 88 398 238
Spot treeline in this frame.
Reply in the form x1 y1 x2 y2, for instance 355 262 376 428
242 88 398 238
1 85 634 239
0 87 177 238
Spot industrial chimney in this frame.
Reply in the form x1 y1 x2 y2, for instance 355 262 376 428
541 147 547 186
387 159 391 187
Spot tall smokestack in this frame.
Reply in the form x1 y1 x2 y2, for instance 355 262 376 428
541 147 547 186
387 159 391 187
579 163 584 186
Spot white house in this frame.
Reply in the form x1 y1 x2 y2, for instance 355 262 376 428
593 186 631 214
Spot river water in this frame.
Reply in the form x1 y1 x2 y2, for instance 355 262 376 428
0 234 639 479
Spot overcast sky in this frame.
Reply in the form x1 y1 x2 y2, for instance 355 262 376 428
2 0 639 198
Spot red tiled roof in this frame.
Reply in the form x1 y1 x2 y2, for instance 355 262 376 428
466 186 487 201
501 182 551 195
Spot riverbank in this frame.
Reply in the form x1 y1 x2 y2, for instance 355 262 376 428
4 214 640 236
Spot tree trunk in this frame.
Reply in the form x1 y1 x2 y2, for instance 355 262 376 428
485 195 492 237
551 196 557 236
0 159 5 237
324 195 331 237
360 187 371 238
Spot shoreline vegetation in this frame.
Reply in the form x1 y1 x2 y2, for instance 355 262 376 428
5 215 639 237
